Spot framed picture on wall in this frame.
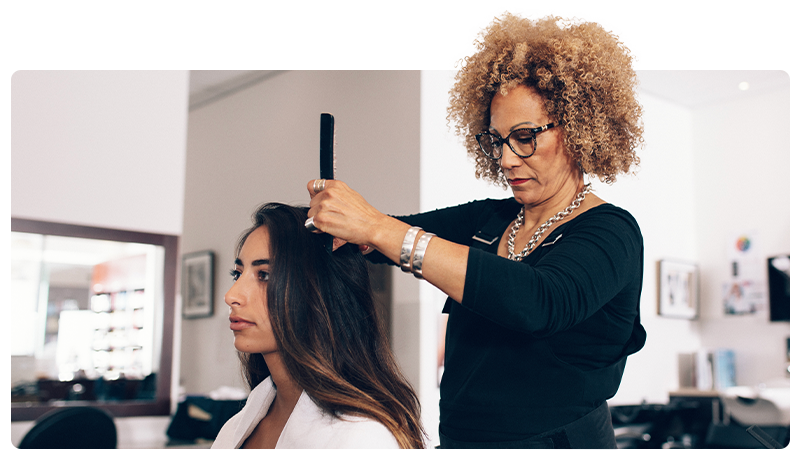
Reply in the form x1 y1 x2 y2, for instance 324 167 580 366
657 260 699 319
182 251 214 319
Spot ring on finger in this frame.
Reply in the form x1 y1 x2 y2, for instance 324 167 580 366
305 217 318 231
313 179 327 193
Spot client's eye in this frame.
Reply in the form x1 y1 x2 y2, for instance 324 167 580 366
258 271 269 282
230 269 241 281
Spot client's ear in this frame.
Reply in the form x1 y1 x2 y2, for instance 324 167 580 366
332 237 347 252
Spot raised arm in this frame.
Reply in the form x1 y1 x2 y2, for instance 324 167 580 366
307 179 470 302
307 180 642 337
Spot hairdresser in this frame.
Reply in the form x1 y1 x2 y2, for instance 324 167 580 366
306 14 646 449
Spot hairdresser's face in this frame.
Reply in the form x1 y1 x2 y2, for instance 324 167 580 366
490 85 581 207
224 226 277 355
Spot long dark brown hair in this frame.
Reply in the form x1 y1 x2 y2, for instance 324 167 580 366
234 203 425 448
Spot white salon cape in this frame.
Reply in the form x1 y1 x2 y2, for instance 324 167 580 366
211 377 400 449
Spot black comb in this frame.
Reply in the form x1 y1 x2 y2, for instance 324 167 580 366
320 113 335 252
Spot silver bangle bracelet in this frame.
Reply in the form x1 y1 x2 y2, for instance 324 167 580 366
411 232 436 279
399 226 422 272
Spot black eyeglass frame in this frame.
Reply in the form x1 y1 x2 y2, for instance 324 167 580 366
475 123 558 160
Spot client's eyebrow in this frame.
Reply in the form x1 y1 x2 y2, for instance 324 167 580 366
234 258 270 267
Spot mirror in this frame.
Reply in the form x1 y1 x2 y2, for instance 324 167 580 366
10 218 177 421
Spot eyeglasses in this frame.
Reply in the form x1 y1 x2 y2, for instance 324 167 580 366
475 123 558 160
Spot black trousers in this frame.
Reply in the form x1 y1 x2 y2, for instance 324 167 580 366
438 401 617 449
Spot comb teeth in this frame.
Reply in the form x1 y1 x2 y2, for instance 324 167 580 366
332 130 336 179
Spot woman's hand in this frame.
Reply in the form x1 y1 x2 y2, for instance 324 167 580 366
306 179 399 249
307 179 469 301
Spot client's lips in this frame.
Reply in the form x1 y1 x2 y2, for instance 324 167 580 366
229 316 256 331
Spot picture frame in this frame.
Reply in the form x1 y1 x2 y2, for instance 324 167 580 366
657 259 699 319
182 251 214 319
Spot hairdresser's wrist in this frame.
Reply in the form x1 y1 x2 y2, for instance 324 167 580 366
369 216 420 265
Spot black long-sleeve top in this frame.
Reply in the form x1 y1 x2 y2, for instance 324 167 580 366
368 198 646 442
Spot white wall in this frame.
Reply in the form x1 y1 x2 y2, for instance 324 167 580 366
599 92 702 404
617 84 790 397
179 71 423 396
692 87 790 386
10 71 189 235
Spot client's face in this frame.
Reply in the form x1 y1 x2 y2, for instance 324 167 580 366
224 226 277 355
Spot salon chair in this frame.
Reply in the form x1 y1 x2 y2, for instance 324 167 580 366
704 386 790 449
18 406 117 449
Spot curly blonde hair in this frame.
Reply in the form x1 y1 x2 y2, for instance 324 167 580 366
447 14 644 185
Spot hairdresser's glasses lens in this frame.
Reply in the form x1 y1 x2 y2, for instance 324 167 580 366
476 130 536 160
475 124 556 160
477 134 505 159
509 129 536 157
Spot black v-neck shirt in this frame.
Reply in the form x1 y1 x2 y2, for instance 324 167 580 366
369 198 646 441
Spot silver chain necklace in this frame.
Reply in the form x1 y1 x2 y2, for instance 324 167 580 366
507 183 592 261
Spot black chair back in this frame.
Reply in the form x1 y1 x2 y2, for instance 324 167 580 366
19 406 117 449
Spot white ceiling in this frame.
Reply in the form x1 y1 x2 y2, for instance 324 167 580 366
188 70 789 111
636 70 788 108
